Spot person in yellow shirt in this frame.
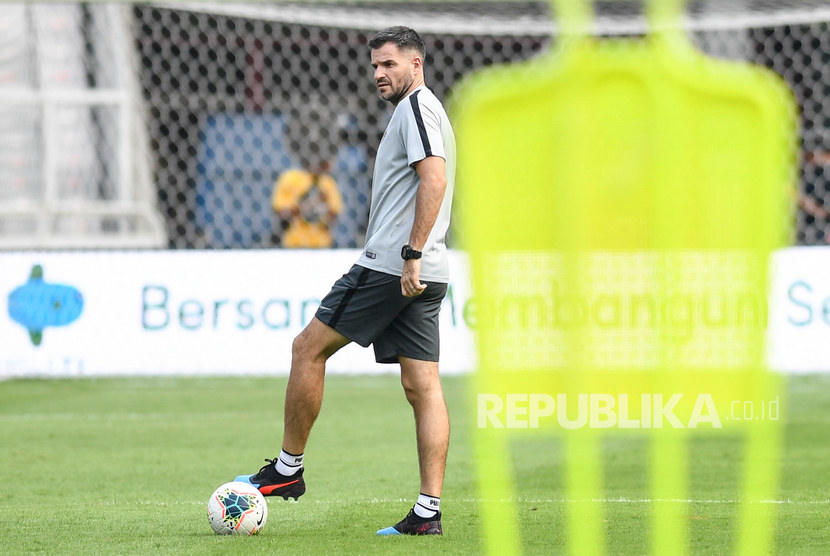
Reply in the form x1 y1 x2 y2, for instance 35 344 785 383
273 105 344 248
273 167 342 248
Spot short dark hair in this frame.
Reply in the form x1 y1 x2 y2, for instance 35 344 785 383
368 26 426 60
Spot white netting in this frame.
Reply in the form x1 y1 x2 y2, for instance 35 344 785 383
5 1 830 247
0 4 165 248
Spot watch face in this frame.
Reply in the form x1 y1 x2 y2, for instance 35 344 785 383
401 245 419 260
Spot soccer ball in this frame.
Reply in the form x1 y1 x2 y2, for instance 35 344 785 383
207 481 268 535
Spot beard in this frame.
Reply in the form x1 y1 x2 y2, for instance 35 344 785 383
378 74 415 106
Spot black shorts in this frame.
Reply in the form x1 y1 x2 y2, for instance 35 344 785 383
315 265 448 364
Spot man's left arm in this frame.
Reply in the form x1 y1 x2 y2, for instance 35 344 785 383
401 155 447 297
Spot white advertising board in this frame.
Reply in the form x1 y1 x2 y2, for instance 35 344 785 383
0 250 475 378
768 247 830 373
2 247 830 378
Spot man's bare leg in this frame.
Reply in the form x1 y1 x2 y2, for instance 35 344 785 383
282 317 350 455
234 317 348 498
399 356 450 498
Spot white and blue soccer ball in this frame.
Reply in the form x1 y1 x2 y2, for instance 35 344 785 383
207 481 268 535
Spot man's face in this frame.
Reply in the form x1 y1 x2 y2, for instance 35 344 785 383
371 42 419 105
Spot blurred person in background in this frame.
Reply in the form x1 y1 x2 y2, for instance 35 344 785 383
272 102 343 248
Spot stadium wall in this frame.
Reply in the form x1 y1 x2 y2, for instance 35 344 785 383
0 248 828 378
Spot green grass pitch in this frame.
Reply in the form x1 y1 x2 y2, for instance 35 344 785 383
1 374 828 555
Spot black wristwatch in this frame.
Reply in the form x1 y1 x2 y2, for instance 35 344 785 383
401 244 422 260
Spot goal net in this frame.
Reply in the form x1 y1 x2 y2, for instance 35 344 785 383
0 4 166 248
3 0 830 248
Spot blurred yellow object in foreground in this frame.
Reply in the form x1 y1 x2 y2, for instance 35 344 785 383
452 0 798 554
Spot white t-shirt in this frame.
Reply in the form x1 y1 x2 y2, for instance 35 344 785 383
356 86 456 283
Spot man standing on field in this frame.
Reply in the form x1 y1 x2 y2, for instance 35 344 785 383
235 26 456 536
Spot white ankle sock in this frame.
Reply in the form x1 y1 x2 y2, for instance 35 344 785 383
413 493 440 518
275 449 303 476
